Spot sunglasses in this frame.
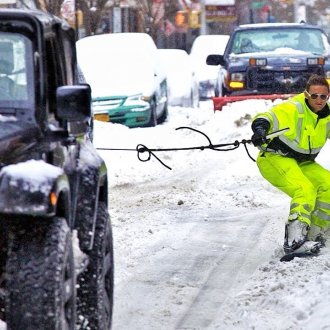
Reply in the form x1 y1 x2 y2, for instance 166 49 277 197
305 91 329 101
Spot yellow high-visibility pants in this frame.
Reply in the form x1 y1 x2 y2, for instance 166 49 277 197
256 152 330 229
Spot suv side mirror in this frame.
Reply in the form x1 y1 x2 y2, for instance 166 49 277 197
56 85 91 122
206 54 225 66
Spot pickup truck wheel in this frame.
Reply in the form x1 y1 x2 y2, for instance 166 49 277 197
6 217 76 330
77 202 114 329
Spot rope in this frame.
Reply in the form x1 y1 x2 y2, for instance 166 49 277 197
96 126 256 170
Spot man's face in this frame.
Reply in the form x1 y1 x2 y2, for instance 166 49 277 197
304 85 329 113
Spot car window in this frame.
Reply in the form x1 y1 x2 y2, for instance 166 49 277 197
0 33 33 105
230 28 327 55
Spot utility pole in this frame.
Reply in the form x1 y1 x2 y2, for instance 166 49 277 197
113 1 121 33
199 0 207 35
294 0 306 23
75 0 79 40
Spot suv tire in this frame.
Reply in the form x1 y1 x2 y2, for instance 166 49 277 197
6 217 76 330
77 202 114 329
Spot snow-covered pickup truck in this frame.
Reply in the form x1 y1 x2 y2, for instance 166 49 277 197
206 22 330 110
0 8 113 330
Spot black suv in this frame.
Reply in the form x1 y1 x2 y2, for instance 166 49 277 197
0 9 113 330
207 22 330 98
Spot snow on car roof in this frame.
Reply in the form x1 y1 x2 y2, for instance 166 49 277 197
238 22 324 30
76 33 162 97
77 32 157 51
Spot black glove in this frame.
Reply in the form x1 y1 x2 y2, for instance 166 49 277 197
251 118 270 147
251 128 268 146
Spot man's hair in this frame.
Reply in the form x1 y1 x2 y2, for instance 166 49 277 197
306 74 329 92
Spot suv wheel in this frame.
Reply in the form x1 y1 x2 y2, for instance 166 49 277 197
6 217 76 330
77 202 114 329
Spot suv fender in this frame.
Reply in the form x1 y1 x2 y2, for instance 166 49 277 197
75 141 108 252
0 160 70 217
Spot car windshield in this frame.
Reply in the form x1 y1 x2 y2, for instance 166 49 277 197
0 32 33 108
230 28 329 55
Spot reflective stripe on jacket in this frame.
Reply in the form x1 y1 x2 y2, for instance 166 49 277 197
254 93 330 160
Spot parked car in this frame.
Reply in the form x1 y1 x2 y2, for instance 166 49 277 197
207 22 330 99
76 33 168 128
189 34 229 100
157 48 199 108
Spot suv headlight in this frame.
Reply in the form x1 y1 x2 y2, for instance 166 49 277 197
229 72 245 89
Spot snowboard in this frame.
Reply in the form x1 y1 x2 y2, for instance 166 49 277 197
280 240 323 262
280 251 319 262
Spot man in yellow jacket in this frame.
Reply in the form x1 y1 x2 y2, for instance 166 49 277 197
251 74 330 254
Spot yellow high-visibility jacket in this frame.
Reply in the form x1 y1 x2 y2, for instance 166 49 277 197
254 93 330 161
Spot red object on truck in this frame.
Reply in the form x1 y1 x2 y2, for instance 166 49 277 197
212 94 295 111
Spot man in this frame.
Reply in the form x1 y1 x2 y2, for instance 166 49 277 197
296 32 313 52
251 74 330 254
240 38 256 53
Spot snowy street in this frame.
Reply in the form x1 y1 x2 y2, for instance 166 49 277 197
95 100 330 330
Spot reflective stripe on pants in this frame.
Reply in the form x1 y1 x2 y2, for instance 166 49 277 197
256 152 330 229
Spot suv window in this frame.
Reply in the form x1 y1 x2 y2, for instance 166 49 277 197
0 33 33 105
62 35 75 85
231 28 327 55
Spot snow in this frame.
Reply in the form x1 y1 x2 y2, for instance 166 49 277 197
189 34 229 82
76 33 166 99
94 99 330 329
0 159 63 193
2 159 63 180
157 48 198 106
233 48 316 57
0 115 16 122
0 77 328 329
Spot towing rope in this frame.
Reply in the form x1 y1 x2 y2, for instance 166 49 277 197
96 126 256 170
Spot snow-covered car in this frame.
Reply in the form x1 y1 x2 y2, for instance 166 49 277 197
189 34 229 100
207 22 330 98
157 48 199 108
76 33 168 128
